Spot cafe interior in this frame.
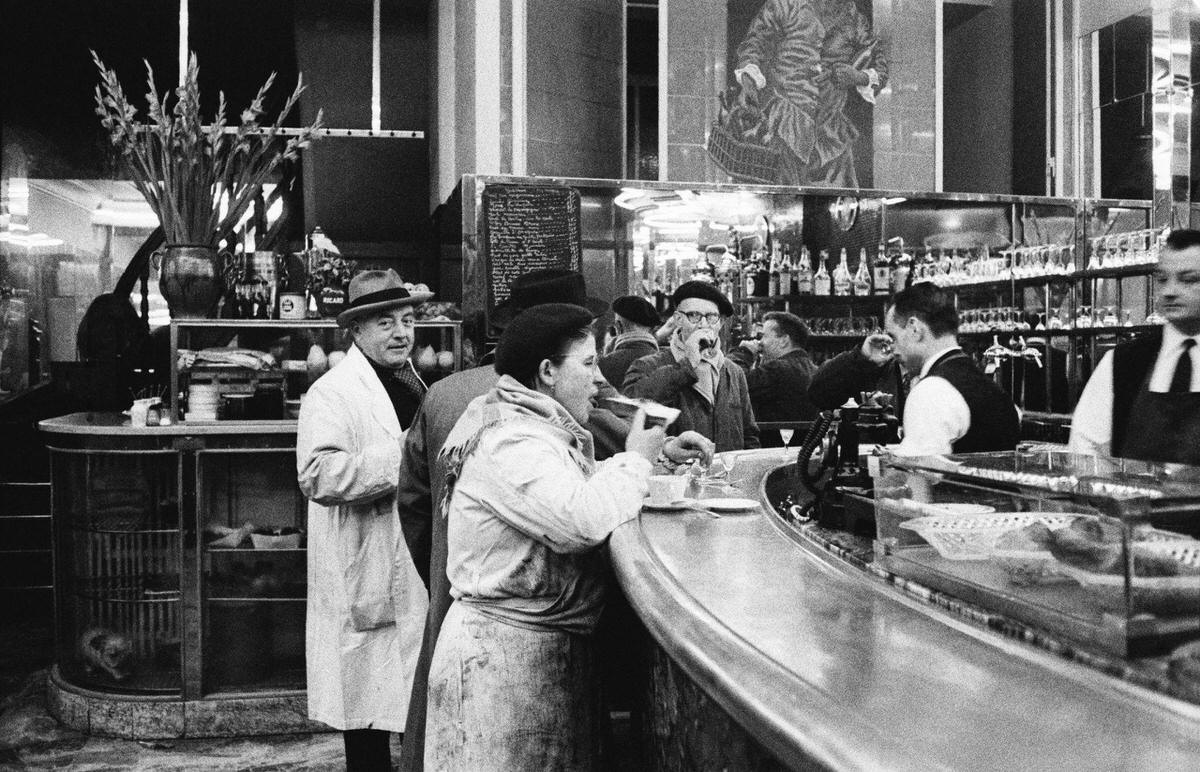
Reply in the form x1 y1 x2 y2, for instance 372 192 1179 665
4 0 1200 769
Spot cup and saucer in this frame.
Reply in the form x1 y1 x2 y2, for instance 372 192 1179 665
645 475 693 510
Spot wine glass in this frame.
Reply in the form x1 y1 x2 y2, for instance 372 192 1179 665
780 428 795 459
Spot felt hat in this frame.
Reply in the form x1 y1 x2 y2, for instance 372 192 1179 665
491 268 608 329
612 295 661 328
336 269 434 327
671 279 734 317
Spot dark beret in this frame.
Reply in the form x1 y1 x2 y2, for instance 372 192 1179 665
671 280 734 317
494 303 595 385
611 295 660 328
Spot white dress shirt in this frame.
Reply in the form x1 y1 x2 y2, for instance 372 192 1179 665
1069 324 1200 456
894 345 972 456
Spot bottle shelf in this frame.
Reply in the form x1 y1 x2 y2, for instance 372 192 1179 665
738 293 887 304
958 324 1160 338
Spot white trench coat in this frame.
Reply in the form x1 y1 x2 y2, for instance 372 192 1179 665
296 344 428 732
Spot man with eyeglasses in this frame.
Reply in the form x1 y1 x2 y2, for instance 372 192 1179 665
623 280 761 451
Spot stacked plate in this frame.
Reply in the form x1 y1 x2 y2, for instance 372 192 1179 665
186 383 219 422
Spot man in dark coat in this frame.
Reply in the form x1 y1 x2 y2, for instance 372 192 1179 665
809 330 907 413
623 280 760 452
727 311 818 446
599 295 660 387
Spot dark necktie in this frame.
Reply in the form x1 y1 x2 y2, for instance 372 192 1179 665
393 362 428 399
1169 339 1195 394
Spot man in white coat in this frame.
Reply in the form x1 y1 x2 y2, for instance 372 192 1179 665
297 269 431 771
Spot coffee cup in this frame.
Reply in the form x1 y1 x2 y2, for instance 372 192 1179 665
647 475 689 507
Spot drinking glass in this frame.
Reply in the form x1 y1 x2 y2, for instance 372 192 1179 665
779 428 795 459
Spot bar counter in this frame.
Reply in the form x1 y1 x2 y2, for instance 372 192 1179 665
610 449 1200 770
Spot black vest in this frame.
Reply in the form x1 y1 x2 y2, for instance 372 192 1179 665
1111 330 1164 456
926 350 1021 453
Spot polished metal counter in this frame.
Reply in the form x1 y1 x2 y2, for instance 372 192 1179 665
609 449 1200 770
40 412 297 436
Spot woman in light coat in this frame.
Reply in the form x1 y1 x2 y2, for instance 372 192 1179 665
424 304 668 771
297 272 430 770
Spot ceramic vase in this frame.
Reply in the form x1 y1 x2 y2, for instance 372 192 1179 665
153 245 225 319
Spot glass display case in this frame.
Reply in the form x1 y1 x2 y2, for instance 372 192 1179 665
874 449 1200 657
168 319 463 423
42 415 328 735
51 445 182 695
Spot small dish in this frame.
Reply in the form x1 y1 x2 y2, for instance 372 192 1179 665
697 497 761 512
643 498 694 511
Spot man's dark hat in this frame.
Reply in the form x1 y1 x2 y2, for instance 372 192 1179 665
491 268 608 328
337 269 433 327
612 295 660 328
495 303 595 384
672 279 734 317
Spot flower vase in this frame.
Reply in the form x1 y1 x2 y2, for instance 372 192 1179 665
152 245 226 319
315 286 348 318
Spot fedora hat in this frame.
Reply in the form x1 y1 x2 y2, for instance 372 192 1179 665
336 269 434 327
490 268 608 329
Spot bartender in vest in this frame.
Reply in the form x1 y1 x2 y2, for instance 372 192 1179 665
884 282 1021 455
1070 229 1200 462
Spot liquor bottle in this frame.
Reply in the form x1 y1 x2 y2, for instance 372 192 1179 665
872 243 891 295
891 248 911 293
768 245 782 297
754 248 770 297
779 246 792 297
852 247 872 296
832 248 852 296
796 246 814 295
744 251 758 297
813 249 832 296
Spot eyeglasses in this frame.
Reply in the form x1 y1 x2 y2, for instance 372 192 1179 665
676 311 724 326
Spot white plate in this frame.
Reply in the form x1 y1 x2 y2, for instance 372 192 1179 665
697 497 761 512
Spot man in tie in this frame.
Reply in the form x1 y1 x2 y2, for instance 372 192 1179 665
1070 229 1200 462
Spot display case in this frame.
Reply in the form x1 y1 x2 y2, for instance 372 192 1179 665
168 319 463 423
42 415 327 738
874 448 1200 657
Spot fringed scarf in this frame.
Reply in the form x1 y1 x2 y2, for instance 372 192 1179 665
437 375 596 523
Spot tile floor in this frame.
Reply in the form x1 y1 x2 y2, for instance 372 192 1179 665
0 616 355 771
0 616 639 771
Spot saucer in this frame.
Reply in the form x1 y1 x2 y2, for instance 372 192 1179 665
644 499 693 511
697 497 761 512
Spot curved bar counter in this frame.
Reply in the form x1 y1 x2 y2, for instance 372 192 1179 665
610 449 1200 770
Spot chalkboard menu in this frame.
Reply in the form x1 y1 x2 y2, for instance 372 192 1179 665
483 184 582 318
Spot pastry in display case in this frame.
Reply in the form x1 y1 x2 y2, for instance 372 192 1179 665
874 448 1200 657
168 318 463 422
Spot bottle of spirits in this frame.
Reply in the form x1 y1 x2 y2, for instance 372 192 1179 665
779 246 792 297
754 247 771 297
852 247 872 296
832 248 852 296
891 248 911 293
768 244 782 297
744 251 758 297
872 243 891 295
813 249 832 296
796 246 814 295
